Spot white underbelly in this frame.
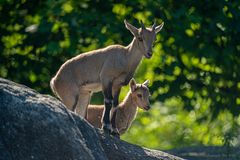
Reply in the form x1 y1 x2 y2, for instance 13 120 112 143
81 83 102 92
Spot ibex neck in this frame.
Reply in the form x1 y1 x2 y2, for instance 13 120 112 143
126 38 144 69
127 38 143 55
119 92 138 119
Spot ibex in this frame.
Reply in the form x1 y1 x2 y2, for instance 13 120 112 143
50 19 164 135
87 79 151 136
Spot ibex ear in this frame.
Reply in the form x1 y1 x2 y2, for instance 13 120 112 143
155 22 164 34
142 80 150 87
130 78 137 92
124 19 139 37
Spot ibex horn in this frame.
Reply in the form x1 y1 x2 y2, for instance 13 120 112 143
140 20 146 30
152 20 157 30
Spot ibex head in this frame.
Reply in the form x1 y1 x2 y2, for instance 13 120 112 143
130 78 151 111
124 19 164 59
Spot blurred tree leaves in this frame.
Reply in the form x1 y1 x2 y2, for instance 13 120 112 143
122 100 240 150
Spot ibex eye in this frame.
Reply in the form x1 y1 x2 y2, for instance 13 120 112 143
137 94 142 98
138 37 143 41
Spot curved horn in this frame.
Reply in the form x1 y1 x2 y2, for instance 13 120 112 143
152 20 157 30
140 20 146 30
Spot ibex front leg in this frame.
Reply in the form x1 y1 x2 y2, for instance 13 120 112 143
101 81 113 134
110 86 121 138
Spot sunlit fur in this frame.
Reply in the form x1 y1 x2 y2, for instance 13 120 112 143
87 79 151 135
50 20 163 130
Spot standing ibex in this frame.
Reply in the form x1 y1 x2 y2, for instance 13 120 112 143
87 79 151 136
50 19 164 135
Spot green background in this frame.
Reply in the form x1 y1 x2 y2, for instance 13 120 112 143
1 0 240 150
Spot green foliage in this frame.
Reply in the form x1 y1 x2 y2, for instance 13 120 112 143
1 0 240 149
122 100 240 150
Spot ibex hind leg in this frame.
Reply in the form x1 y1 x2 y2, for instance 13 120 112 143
54 81 80 112
75 90 92 118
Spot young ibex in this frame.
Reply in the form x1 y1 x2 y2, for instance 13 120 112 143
50 19 164 135
87 79 151 136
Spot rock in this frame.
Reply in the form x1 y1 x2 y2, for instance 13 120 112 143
0 78 184 160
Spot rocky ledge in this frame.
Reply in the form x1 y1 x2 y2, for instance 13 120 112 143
0 78 183 160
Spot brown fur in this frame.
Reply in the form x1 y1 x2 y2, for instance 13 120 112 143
87 79 150 135
50 20 163 132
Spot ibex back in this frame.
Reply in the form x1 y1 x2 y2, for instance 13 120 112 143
50 19 164 136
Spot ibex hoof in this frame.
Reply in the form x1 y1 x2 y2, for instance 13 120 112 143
102 124 112 134
111 128 120 139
